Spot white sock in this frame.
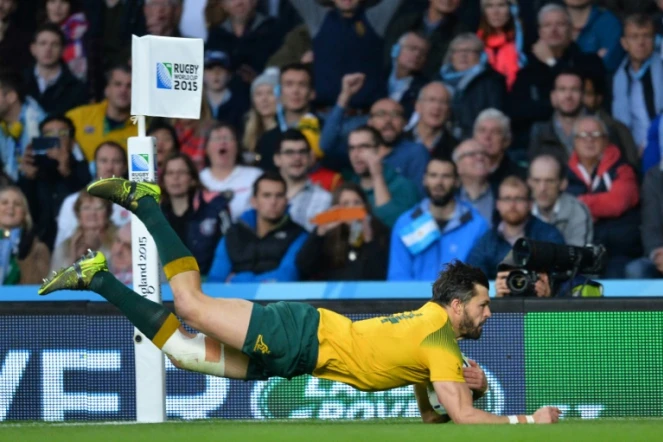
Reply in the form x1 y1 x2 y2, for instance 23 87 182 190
161 329 225 377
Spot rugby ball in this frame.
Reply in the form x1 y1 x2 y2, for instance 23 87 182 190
427 353 471 416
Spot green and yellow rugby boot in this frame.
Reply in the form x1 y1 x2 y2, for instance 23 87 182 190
38 250 108 295
87 177 161 211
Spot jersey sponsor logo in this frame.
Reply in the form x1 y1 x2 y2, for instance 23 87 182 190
254 335 270 354
380 312 423 324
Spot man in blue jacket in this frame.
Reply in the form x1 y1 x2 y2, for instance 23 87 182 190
388 157 488 281
468 175 565 280
207 171 308 283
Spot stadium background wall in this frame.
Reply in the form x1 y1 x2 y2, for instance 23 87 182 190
1 298 662 422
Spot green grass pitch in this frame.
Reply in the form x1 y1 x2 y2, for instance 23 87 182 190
2 418 661 442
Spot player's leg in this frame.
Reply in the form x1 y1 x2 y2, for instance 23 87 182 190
86 178 253 350
39 252 250 379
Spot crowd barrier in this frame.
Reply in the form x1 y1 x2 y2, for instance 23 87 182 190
1 290 662 422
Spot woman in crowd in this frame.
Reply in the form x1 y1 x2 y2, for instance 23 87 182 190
476 0 525 91
147 121 181 174
41 0 89 80
0 186 50 285
296 182 390 281
160 152 232 276
242 71 278 165
198 122 263 221
51 190 114 270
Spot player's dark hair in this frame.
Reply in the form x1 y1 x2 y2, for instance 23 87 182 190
252 171 286 197
554 68 584 89
432 260 489 306
0 70 26 103
278 128 311 152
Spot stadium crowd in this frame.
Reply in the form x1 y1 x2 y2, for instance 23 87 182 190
1 0 663 294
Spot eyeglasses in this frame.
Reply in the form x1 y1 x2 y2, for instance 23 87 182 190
279 148 310 157
498 197 529 204
456 150 487 160
575 131 605 140
370 110 403 119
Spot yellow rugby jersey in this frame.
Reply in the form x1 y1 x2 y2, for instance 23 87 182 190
312 302 465 392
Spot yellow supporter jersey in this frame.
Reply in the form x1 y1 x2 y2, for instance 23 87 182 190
66 100 137 161
313 302 465 392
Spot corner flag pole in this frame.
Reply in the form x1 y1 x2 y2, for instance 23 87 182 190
128 34 204 423
129 114 166 423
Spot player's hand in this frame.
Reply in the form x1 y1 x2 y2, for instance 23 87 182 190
361 148 383 177
533 406 562 424
463 359 488 393
495 271 510 297
652 248 663 273
20 147 38 179
534 273 552 298
597 48 608 58
317 221 340 236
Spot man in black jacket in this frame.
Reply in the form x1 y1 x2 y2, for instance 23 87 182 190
24 24 88 116
507 4 605 149
207 171 308 283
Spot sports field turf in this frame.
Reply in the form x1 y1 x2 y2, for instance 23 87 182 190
1 418 661 442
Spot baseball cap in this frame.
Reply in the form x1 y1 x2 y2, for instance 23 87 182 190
204 50 231 69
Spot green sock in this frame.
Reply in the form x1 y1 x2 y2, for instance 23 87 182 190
133 196 199 280
90 271 180 348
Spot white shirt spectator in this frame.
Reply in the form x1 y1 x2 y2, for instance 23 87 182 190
288 181 332 231
199 165 263 221
54 192 131 248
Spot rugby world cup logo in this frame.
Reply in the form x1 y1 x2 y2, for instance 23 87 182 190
131 154 150 172
156 62 173 89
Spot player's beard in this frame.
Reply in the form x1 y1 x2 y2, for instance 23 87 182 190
459 308 483 340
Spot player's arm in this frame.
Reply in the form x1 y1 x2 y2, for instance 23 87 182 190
433 381 561 424
413 383 450 424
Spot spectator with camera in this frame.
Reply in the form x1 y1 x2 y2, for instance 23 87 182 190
274 129 332 232
388 156 488 281
207 171 308 283
467 175 565 280
0 186 50 285
566 115 641 278
24 24 88 116
0 72 47 182
528 153 593 247
18 115 91 250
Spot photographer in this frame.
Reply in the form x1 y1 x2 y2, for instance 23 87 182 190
467 175 565 280
497 238 606 298
18 115 91 250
